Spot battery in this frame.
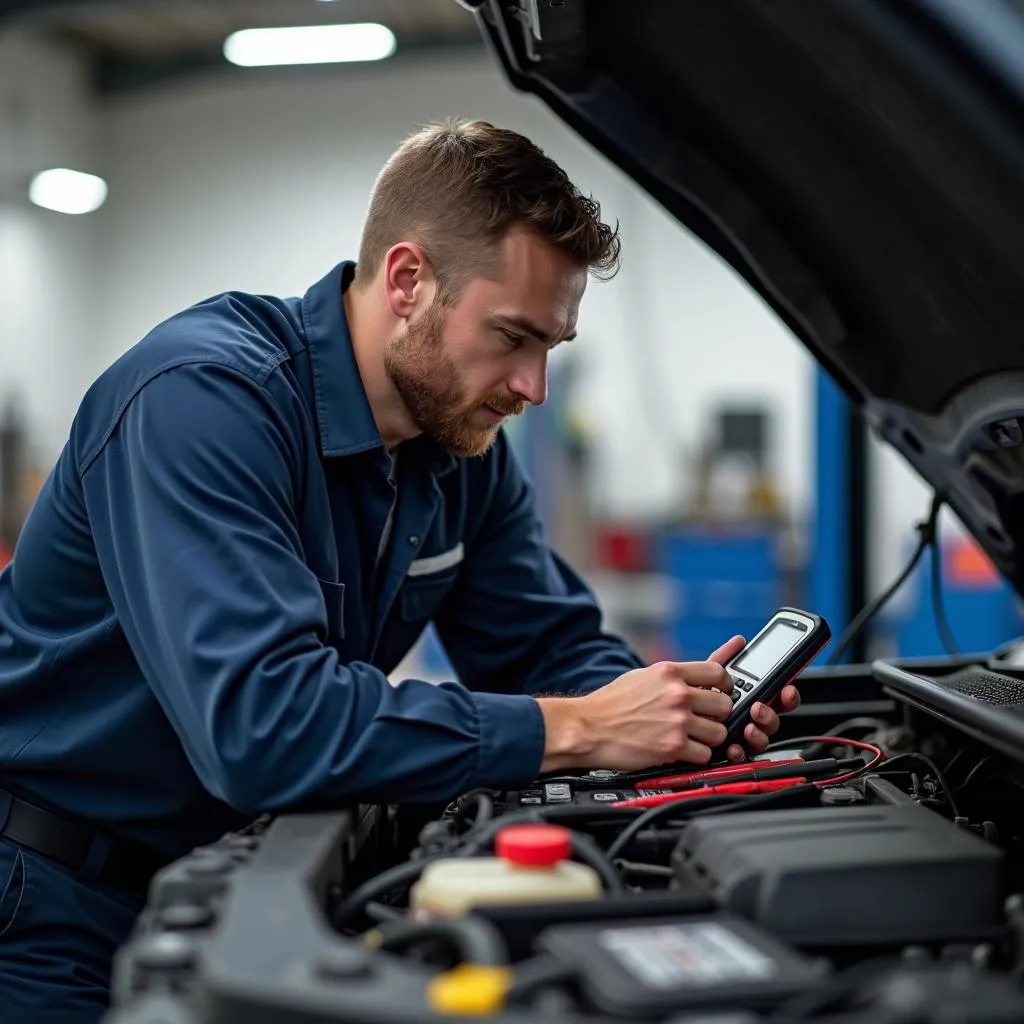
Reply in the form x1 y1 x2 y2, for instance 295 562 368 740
537 913 828 1016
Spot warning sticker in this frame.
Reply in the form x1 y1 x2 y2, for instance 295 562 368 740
597 923 778 990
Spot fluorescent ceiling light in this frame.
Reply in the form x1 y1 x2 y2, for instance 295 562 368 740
28 168 108 215
223 23 397 67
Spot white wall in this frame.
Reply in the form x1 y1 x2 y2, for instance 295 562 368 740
0 29 98 459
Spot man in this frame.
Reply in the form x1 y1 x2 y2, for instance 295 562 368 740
0 120 800 1021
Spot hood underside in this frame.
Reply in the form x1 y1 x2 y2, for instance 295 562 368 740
471 0 1024 596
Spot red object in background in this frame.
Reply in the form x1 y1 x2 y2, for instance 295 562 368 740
0 542 11 570
947 539 1001 588
594 525 650 573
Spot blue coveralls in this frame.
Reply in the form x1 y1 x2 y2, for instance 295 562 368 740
0 261 641 1020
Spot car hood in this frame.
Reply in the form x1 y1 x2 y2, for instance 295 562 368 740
466 0 1024 597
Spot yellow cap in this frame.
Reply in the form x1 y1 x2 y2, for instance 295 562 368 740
426 964 512 1016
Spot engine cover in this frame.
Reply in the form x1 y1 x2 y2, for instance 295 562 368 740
672 802 1004 945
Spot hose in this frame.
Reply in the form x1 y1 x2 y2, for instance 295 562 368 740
372 915 509 966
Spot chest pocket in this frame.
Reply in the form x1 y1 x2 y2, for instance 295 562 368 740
317 578 346 649
401 543 464 622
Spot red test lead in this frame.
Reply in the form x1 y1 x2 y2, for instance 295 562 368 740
642 758 806 789
641 757 863 791
611 776 808 809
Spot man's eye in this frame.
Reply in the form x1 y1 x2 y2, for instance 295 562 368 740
500 330 523 348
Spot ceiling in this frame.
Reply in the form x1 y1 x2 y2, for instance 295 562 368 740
0 0 485 94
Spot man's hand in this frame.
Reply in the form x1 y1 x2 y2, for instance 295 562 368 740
706 636 802 764
537 635 802 774
538 652 737 773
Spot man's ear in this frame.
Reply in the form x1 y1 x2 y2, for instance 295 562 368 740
383 242 437 320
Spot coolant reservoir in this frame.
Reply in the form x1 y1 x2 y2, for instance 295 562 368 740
410 823 602 918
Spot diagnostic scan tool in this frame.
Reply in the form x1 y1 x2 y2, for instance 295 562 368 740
722 607 831 747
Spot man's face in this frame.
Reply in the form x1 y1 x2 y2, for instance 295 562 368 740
384 228 586 457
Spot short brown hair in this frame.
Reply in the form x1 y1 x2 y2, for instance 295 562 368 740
355 119 620 301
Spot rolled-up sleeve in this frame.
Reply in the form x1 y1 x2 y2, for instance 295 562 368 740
79 363 545 812
437 433 644 697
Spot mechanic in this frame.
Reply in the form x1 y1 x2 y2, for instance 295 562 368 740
0 119 800 1021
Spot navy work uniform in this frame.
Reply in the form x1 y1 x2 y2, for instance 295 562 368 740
0 262 641 1021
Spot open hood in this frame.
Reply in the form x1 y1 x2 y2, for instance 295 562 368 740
466 0 1024 597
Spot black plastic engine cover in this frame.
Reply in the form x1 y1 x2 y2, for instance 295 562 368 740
671 803 1005 945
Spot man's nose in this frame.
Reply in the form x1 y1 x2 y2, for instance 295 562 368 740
509 353 548 407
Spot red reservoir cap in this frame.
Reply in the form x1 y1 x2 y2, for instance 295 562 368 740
495 824 572 867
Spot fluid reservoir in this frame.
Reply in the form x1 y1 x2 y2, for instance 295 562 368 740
410 824 602 918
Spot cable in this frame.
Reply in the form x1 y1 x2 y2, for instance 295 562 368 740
870 752 961 817
766 735 884 786
603 794 751 863
767 734 884 754
770 717 890 762
570 832 625 891
767 734 884 760
816 716 890 739
827 494 943 666
929 520 961 656
505 957 578 1006
453 790 494 830
594 787 826 864
808 737 886 786
605 784 820 863
613 859 675 879
767 734 841 751
940 746 971 786
365 901 404 923
456 807 554 852
786 716 892 765
370 915 510 966
332 854 447 930
955 755 995 793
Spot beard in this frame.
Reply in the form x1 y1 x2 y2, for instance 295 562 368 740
384 302 524 457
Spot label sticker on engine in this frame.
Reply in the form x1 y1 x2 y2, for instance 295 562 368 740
597 923 777 989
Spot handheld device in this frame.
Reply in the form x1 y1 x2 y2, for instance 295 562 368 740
721 607 830 747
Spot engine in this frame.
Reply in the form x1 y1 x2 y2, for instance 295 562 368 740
103 659 1024 1023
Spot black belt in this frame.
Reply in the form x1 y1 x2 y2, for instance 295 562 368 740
0 790 170 894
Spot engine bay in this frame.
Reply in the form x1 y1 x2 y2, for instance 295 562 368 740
104 656 1024 1023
